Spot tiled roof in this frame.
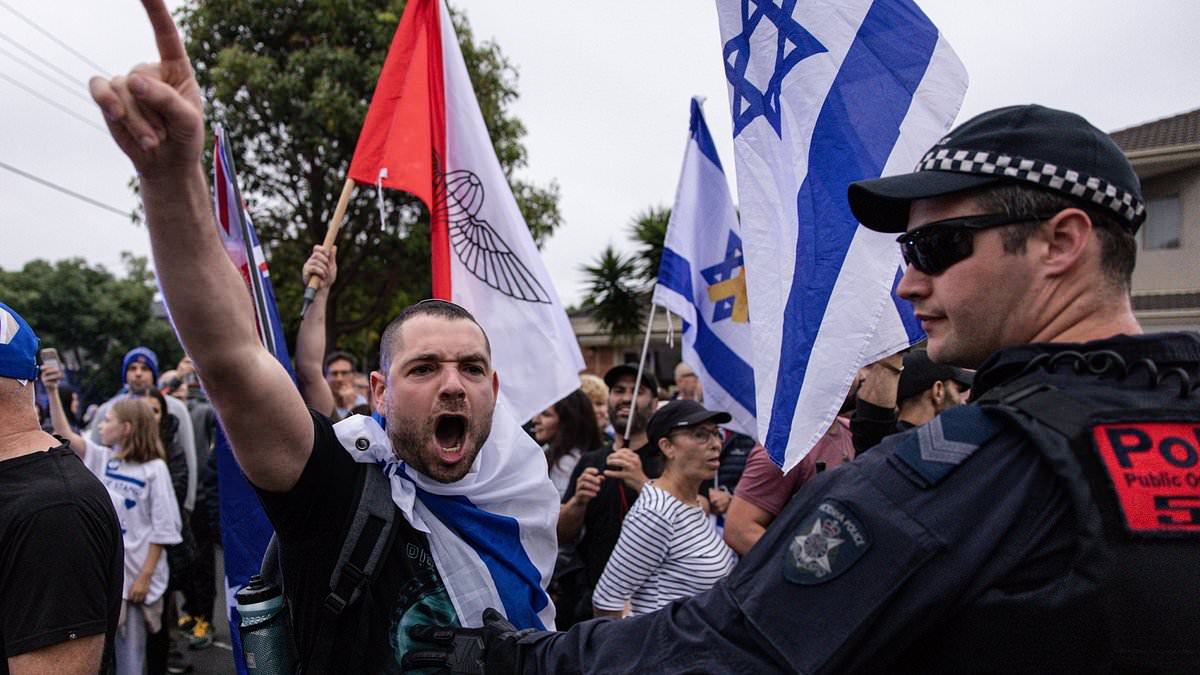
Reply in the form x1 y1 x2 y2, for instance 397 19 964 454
1132 291 1200 311
1111 108 1200 153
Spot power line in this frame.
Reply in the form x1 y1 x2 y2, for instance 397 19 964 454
0 43 92 104
0 71 106 133
0 0 110 77
0 29 84 89
0 160 131 218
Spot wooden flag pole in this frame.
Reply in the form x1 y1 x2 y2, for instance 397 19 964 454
300 177 356 318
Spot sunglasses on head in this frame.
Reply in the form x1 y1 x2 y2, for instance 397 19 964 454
896 211 1058 276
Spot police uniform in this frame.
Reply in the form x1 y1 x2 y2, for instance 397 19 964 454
513 332 1200 674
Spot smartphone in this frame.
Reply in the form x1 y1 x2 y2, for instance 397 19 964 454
39 347 61 373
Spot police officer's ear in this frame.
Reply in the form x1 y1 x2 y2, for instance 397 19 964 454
1039 207 1094 279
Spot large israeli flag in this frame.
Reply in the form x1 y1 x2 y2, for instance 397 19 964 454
715 0 967 470
653 98 757 438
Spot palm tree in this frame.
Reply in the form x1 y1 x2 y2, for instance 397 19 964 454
628 206 671 283
579 245 648 342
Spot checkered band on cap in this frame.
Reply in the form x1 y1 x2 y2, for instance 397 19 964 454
917 148 1146 229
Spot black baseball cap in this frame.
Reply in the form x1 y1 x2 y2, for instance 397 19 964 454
603 363 659 396
896 350 973 403
646 400 731 449
848 104 1145 234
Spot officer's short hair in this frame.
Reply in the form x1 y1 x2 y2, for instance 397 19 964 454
974 184 1137 292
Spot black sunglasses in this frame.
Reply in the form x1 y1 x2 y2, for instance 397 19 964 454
896 212 1058 276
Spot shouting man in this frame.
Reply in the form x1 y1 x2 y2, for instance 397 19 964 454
88 4 557 672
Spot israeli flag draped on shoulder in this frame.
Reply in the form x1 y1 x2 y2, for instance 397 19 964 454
333 397 558 630
715 0 967 470
652 97 756 438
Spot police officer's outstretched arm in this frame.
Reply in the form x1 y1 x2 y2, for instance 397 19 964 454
89 0 312 494
413 408 1057 674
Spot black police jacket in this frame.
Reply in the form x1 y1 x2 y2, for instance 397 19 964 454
518 332 1200 674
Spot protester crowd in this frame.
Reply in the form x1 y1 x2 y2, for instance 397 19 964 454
14 277 970 674
1 181 1127 673
3 2 1198 673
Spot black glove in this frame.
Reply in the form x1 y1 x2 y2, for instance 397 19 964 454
401 608 537 674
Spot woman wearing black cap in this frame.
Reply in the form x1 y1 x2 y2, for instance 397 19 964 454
591 400 738 618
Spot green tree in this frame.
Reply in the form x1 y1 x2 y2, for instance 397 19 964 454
177 0 561 365
0 255 182 404
578 245 647 342
627 205 670 282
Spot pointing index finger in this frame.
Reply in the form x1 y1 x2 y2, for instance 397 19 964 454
142 0 187 62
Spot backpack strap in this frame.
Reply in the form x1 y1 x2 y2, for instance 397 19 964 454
259 533 281 585
304 464 400 675
975 378 1093 442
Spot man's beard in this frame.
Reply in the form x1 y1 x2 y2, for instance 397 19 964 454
387 405 493 483
610 402 653 436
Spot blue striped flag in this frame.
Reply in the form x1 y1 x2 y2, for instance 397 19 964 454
212 126 293 673
652 97 756 438
715 0 967 469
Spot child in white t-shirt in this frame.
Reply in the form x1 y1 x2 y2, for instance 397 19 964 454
47 391 181 675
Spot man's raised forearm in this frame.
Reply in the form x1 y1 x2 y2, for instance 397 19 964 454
295 286 335 416
92 0 313 493
141 167 260 372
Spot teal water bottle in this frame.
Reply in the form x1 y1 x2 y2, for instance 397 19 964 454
236 574 296 674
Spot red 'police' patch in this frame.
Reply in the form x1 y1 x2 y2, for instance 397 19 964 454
1091 421 1200 536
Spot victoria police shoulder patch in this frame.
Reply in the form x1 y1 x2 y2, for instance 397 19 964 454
782 499 869 585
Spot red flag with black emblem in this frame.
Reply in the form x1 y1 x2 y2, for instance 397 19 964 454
346 0 583 423
347 0 448 295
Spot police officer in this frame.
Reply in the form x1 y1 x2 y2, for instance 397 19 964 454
407 106 1200 673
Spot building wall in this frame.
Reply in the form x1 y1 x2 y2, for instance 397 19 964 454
1132 166 1200 294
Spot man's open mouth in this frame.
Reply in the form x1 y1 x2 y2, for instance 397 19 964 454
434 414 468 457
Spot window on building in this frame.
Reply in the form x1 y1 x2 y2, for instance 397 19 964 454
1142 196 1182 250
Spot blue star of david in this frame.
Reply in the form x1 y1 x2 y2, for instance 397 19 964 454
723 0 828 138
701 232 746 323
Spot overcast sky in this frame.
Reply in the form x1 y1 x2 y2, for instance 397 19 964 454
2 0 1198 307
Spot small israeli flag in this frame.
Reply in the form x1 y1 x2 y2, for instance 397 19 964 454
653 97 757 438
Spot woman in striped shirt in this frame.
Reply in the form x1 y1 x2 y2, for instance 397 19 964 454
592 400 738 617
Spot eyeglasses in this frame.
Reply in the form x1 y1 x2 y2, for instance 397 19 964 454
896 212 1058 276
670 426 723 444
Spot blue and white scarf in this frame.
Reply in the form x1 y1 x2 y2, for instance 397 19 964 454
333 398 558 629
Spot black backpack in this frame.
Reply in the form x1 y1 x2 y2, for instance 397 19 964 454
258 464 399 674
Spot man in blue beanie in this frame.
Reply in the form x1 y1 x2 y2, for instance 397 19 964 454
0 301 123 674
122 346 160 390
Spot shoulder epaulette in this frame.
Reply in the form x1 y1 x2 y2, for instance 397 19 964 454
891 405 1005 487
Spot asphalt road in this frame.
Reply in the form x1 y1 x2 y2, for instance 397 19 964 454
172 545 236 675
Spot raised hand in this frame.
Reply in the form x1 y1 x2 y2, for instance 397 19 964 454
302 245 339 289
40 363 63 390
604 447 648 491
570 467 603 507
89 0 204 176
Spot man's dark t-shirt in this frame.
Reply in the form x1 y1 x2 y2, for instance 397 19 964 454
255 412 459 674
0 443 122 674
562 443 665 587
